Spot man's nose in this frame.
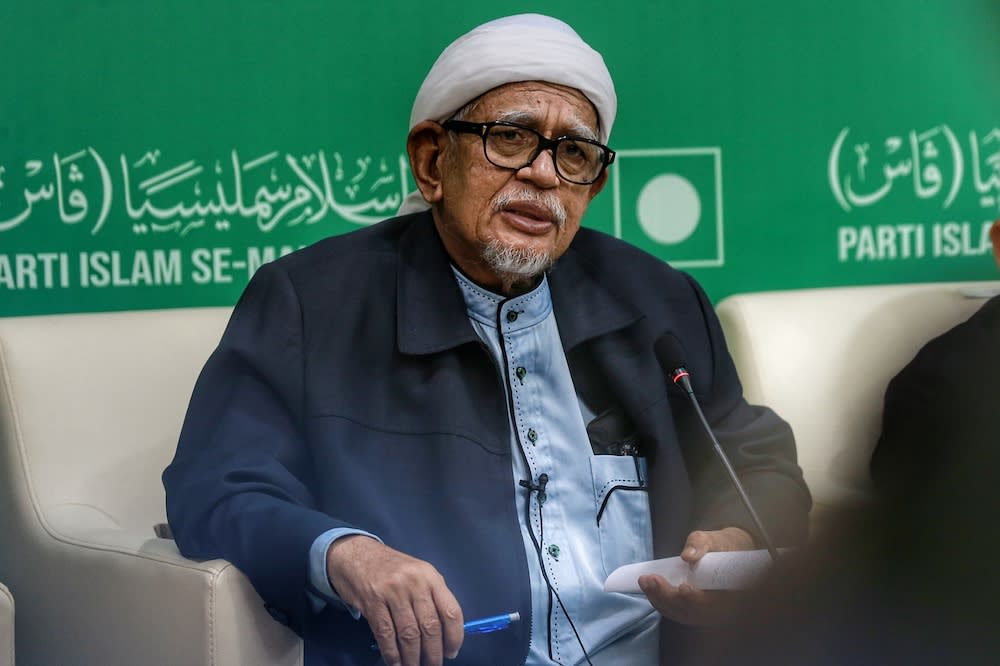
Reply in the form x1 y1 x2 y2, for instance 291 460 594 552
515 148 561 188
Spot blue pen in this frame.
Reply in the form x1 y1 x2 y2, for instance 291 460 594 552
371 612 520 652
463 611 520 635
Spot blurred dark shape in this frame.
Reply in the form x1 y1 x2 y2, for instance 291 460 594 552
688 220 1000 665
691 451 1000 664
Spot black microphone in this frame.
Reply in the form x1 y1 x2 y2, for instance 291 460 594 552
519 472 549 505
654 333 780 561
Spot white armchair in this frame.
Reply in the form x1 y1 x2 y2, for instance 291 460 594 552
716 280 999 525
0 308 302 666
0 582 12 666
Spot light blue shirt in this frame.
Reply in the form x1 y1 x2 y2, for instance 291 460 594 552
453 270 657 666
308 269 658 665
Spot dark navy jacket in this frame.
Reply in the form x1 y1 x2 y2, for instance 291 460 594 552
163 212 810 665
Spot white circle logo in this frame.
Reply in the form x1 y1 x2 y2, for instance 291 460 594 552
636 173 702 245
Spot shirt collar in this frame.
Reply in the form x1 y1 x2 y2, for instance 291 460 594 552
452 267 553 330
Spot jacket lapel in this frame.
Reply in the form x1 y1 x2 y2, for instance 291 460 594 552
395 212 483 356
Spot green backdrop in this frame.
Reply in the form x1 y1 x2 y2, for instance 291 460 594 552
2 0 998 316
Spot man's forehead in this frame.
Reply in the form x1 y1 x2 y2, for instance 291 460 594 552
465 81 600 131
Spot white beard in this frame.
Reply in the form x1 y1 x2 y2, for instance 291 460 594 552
481 239 554 281
481 188 566 288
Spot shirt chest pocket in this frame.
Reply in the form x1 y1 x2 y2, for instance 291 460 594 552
589 455 654 577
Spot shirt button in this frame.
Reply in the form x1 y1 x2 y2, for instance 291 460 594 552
547 544 560 559
515 366 527 383
527 428 538 443
506 310 519 323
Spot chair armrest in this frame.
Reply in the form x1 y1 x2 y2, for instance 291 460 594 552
0 582 13 666
23 504 302 666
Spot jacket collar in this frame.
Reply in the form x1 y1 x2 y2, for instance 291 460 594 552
548 241 645 350
396 211 643 355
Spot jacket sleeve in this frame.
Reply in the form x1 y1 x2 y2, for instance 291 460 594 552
870 319 974 500
163 261 348 634
681 275 812 546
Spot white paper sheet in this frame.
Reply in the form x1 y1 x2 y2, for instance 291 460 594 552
604 549 781 593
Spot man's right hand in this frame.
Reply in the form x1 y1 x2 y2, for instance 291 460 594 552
326 535 464 666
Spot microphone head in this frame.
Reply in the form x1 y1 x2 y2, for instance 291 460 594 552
655 333 693 392
654 333 687 373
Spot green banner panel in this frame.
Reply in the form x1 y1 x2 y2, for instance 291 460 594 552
2 0 998 316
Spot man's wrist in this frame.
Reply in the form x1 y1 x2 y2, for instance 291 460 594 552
307 529 381 616
325 533 379 589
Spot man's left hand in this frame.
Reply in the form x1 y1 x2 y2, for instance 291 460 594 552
637 527 754 626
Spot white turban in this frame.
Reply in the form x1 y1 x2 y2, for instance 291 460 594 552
399 13 617 215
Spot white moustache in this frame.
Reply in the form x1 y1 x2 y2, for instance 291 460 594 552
492 189 567 228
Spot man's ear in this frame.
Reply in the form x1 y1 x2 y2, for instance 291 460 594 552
406 120 449 205
586 167 609 201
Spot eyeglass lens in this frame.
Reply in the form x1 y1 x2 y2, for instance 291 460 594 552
484 125 606 183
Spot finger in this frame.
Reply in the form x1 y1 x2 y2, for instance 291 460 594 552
385 601 423 666
409 594 445 666
678 583 704 602
432 584 464 660
368 606 403 666
716 527 755 551
398 606 428 666
639 574 685 616
669 583 714 626
681 530 712 563
638 573 672 598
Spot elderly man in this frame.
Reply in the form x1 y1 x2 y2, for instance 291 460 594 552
164 14 810 666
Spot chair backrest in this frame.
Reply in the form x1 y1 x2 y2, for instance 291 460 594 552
0 307 231 534
716 281 999 512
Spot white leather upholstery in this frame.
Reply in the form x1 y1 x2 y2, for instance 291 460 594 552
717 280 1000 521
0 582 12 666
0 308 302 666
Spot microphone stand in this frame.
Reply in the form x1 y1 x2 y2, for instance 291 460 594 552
672 368 780 561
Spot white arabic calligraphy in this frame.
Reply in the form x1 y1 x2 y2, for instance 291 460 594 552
0 148 413 235
830 125 996 212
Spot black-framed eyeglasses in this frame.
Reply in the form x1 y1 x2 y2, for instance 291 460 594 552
442 120 615 185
